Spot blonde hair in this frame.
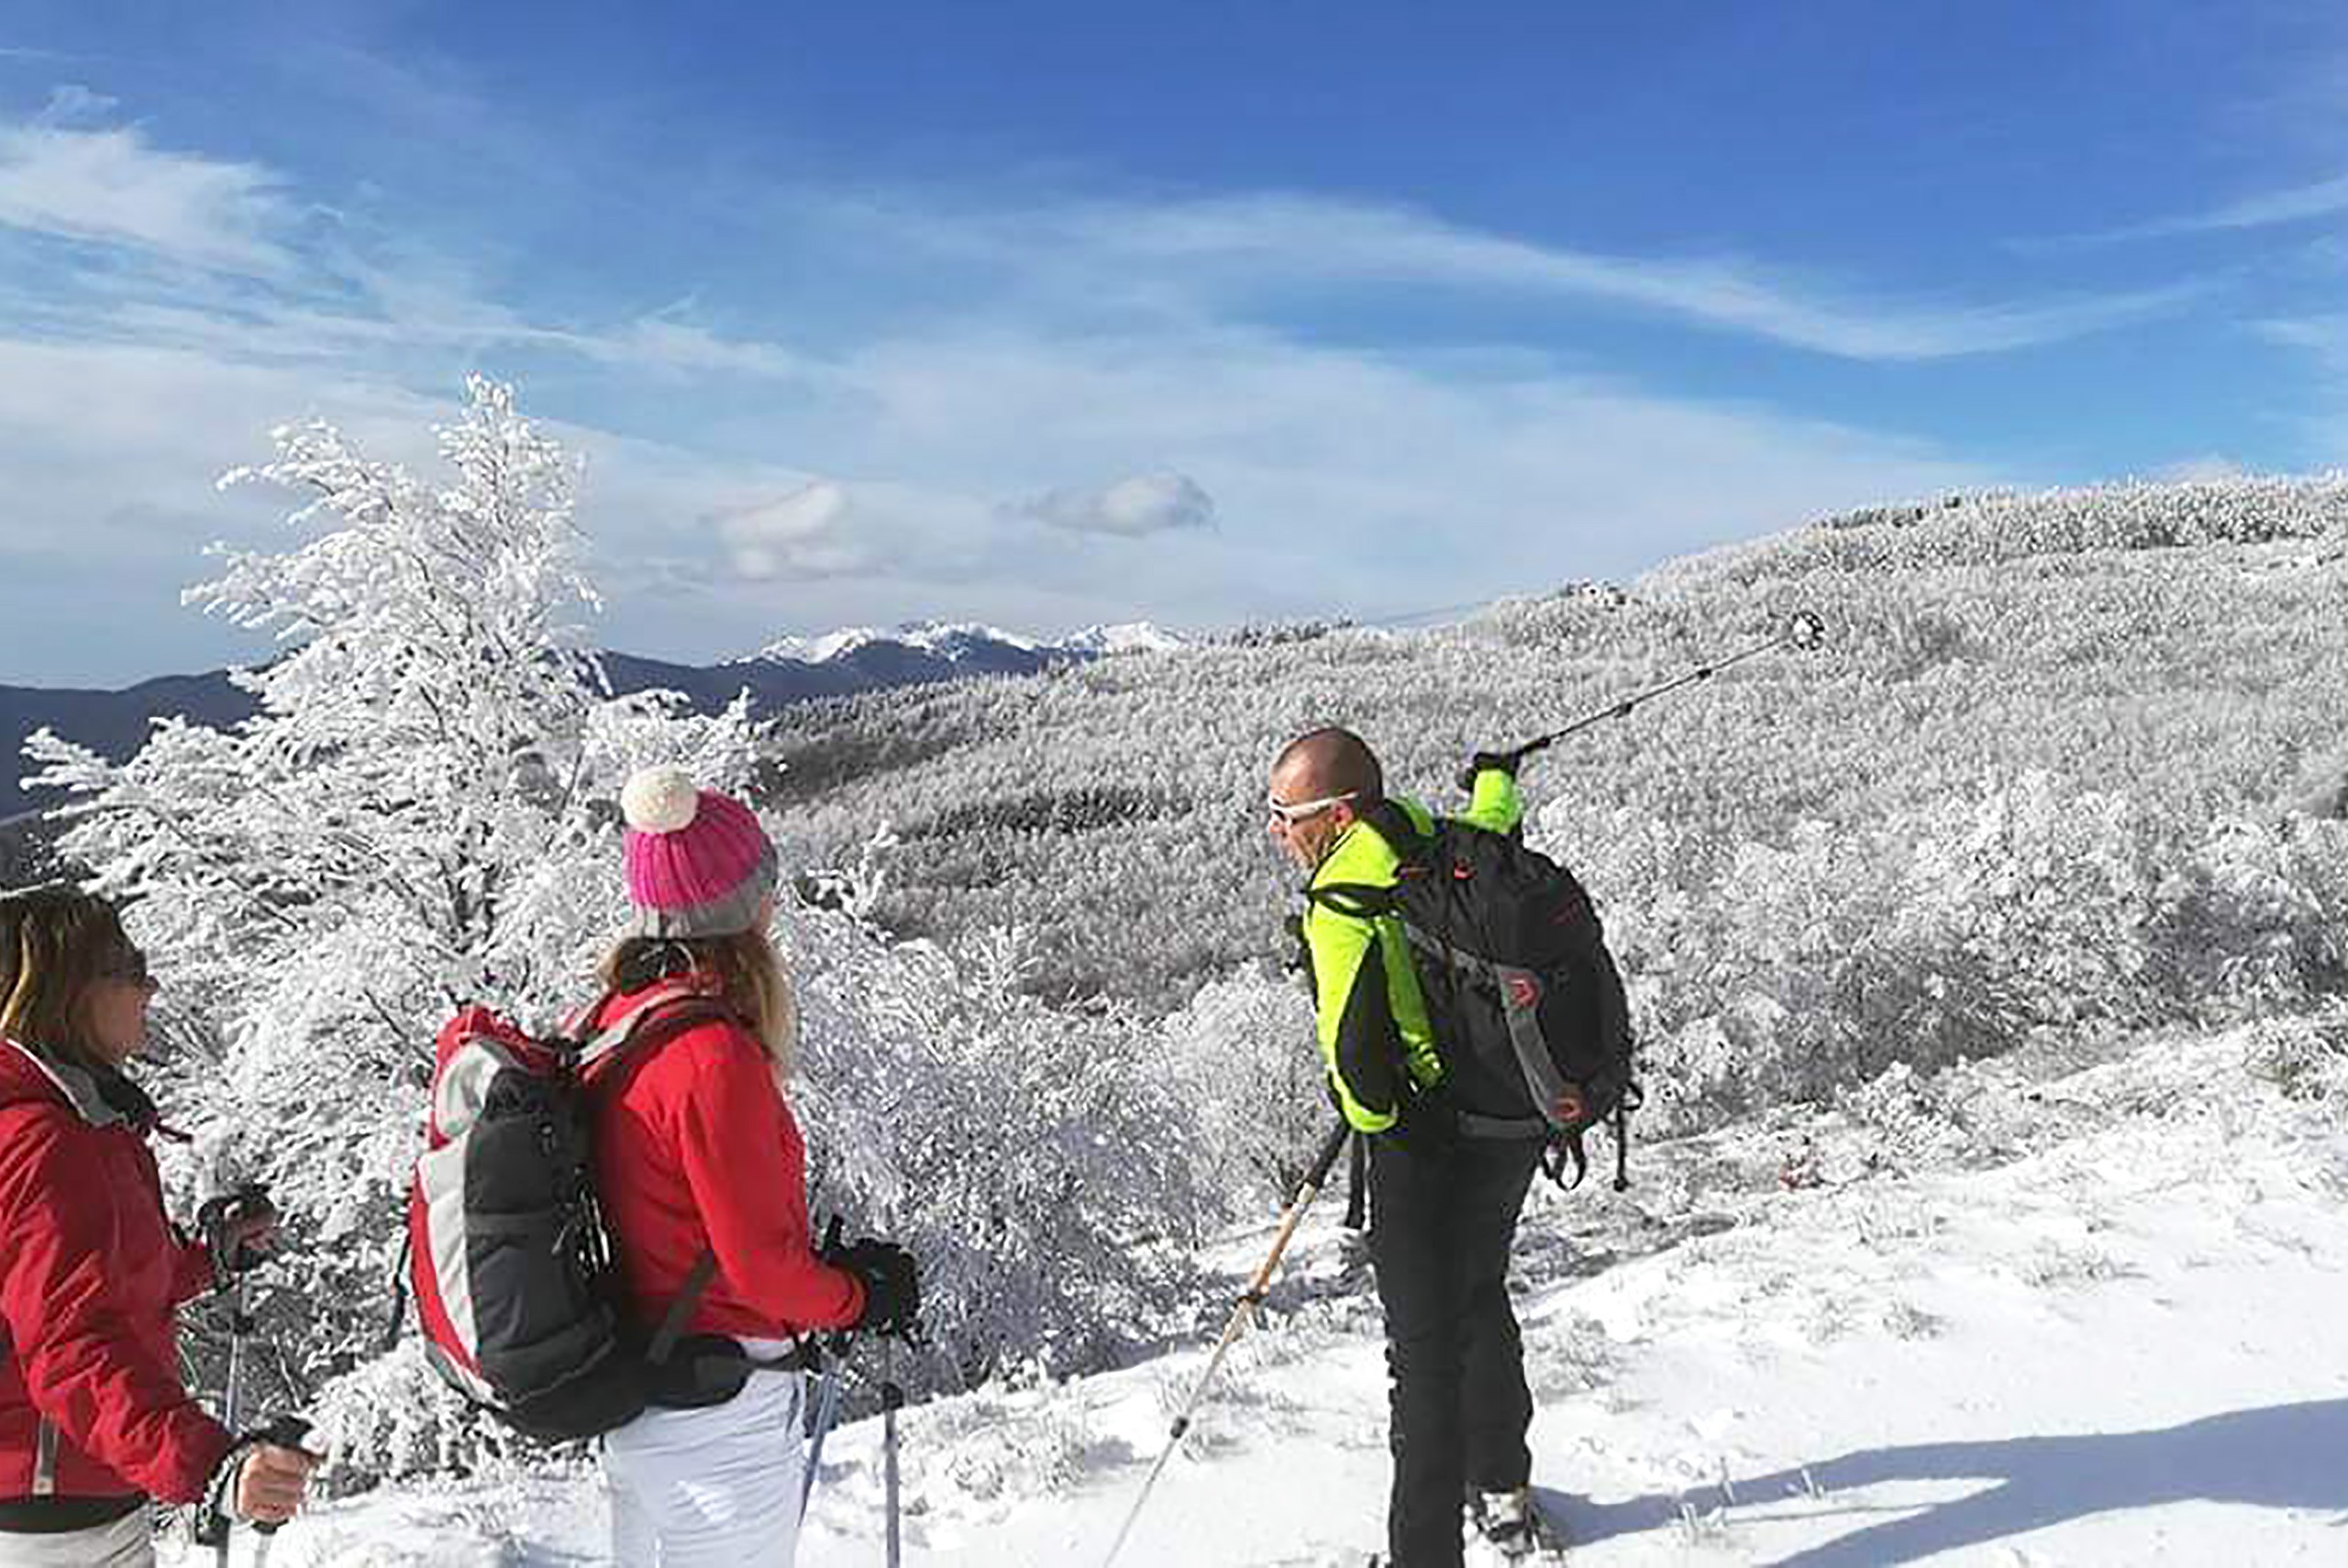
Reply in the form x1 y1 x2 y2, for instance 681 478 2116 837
0 887 129 1066
599 925 800 1079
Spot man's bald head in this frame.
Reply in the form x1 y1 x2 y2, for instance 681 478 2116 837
1272 726 1384 804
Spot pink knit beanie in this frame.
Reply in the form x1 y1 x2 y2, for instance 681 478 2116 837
618 767 780 938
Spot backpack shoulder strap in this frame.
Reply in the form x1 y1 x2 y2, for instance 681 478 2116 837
575 985 736 1071
1306 881 1398 920
1362 799 1433 862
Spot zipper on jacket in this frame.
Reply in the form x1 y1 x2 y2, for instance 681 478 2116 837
31 1418 57 1496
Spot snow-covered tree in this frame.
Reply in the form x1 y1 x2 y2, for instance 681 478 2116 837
27 379 764 1462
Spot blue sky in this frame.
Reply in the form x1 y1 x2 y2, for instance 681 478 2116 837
3 0 2346 684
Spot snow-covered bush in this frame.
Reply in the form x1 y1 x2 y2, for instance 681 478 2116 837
791 914 1217 1390
1615 773 2180 1128
1161 962 1326 1203
2154 817 2348 1013
2243 1008 2348 1105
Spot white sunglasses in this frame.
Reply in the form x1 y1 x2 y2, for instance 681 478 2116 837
1266 790 1356 825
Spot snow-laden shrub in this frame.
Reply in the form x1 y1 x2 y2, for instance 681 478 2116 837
310 1340 541 1488
1160 962 1325 1203
1617 772 2172 1127
791 916 1217 1392
2153 817 2348 1013
1584 770 2348 1132
2243 1008 2348 1105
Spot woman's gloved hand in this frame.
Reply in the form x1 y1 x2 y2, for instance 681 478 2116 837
836 1238 921 1338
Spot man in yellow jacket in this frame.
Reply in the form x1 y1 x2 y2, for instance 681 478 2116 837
1268 726 1553 1568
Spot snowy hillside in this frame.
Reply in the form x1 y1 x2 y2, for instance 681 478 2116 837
34 395 2347 1568
773 474 2348 1016
163 1007 2348 1565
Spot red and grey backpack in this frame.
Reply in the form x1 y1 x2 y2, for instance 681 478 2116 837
405 982 730 1441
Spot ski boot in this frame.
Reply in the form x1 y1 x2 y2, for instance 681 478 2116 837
1466 1486 1570 1562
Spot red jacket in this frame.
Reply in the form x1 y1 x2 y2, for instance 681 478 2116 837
0 1039 233 1506
585 983 864 1341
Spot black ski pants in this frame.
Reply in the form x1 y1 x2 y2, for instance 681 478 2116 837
1367 1127 1545 1568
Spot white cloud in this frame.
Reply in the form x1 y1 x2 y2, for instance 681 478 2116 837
37 84 117 126
2154 454 2251 482
1014 470 1217 536
0 118 292 275
611 317 805 380
2188 172 2348 232
713 481 860 580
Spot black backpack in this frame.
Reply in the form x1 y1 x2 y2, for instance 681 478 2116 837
1312 803 1642 1188
405 986 791 1441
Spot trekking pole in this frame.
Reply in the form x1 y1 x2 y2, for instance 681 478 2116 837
882 1338 904 1568
797 1343 847 1525
197 1186 270 1568
800 1218 851 1526
1101 1116 1353 1568
1460 610 1827 786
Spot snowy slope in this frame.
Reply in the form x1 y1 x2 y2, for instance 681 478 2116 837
167 1010 2348 1566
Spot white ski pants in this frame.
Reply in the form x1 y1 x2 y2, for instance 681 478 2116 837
604 1350 807 1568
0 1510 151 1566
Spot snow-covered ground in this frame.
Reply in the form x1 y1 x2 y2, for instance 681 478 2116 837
167 1012 2348 1566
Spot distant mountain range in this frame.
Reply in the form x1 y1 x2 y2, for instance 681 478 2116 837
0 621 1188 821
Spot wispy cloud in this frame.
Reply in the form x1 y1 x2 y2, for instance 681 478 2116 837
0 105 293 275
817 190 2201 362
1085 194 2202 360
2041 170 2348 247
2253 315 2348 458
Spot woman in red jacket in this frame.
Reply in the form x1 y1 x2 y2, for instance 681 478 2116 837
591 769 918 1567
0 887 314 1567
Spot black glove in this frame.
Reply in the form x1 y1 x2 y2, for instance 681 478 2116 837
197 1185 277 1277
1455 750 1520 792
1390 1081 1458 1152
838 1238 921 1338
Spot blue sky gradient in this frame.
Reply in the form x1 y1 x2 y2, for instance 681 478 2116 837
3 1 2346 682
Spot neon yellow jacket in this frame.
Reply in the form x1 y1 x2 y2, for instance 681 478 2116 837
1300 767 1523 1132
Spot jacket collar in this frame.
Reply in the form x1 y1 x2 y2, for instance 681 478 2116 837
0 1036 156 1131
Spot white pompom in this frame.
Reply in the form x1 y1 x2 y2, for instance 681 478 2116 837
621 767 701 834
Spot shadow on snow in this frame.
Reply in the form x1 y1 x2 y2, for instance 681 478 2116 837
1547 1397 2348 1565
